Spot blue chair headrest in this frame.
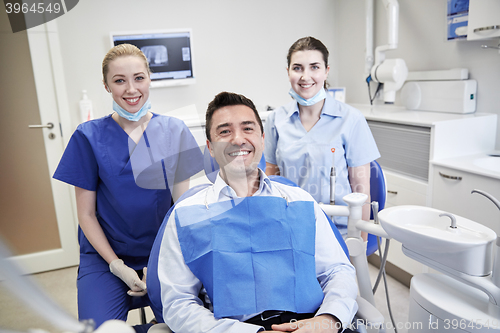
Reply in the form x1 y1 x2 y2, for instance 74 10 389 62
367 160 386 256
203 145 266 183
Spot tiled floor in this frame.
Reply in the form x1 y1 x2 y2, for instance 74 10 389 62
0 263 409 333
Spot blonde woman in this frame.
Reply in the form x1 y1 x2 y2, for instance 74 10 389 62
54 44 203 332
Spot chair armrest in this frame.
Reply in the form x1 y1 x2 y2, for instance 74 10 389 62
355 220 390 239
355 295 385 327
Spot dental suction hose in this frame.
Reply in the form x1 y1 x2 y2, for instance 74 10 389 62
471 189 500 290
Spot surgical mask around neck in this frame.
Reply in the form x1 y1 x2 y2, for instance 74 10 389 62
113 98 151 122
289 87 327 106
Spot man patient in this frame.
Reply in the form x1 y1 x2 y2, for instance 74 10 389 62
156 92 358 333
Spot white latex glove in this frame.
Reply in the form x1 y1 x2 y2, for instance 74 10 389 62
109 259 147 297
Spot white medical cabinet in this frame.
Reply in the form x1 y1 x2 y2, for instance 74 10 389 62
355 104 497 277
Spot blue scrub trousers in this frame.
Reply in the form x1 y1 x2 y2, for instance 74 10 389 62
77 269 157 333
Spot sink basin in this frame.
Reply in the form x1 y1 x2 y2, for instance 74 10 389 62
379 205 497 276
474 157 500 173
379 205 496 252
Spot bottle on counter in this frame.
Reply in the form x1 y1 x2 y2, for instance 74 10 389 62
79 90 94 123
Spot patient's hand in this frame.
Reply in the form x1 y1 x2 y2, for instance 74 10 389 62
268 314 340 332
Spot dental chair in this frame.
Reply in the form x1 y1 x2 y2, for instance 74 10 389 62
146 149 385 331
332 160 386 256
130 295 148 325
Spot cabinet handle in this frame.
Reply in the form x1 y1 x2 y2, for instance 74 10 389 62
474 25 500 33
439 172 462 181
387 190 398 195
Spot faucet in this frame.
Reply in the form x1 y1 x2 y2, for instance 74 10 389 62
439 213 457 229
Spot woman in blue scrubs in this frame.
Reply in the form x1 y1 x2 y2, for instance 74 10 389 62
53 44 203 332
264 37 380 238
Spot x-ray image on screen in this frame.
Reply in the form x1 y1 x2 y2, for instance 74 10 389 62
142 45 168 66
111 29 196 88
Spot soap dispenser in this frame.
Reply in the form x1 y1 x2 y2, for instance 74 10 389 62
79 90 94 123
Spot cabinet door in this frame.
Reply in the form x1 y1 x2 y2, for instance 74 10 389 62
432 166 500 232
467 0 500 40
384 171 428 208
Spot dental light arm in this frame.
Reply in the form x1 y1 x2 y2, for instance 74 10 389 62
365 0 374 74
369 0 408 104
376 0 399 61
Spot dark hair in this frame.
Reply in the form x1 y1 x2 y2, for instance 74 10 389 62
205 92 263 142
287 37 329 89
287 36 329 67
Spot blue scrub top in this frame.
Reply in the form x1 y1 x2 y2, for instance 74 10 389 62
53 113 203 272
264 94 380 226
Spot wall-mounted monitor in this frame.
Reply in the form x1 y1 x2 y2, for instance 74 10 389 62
110 29 195 88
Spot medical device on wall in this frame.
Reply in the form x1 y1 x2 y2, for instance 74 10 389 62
366 0 408 104
400 68 476 113
111 29 196 88
401 80 477 114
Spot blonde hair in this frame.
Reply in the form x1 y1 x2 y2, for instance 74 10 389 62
102 43 151 86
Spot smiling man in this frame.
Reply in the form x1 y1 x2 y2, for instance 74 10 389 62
156 92 358 333
204 93 265 197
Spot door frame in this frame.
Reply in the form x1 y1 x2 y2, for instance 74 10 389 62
7 21 79 274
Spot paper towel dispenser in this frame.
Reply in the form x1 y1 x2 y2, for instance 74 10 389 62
400 80 477 114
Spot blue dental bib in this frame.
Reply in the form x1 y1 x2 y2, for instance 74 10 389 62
175 195 324 318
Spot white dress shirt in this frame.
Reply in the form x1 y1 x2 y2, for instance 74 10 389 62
158 169 358 333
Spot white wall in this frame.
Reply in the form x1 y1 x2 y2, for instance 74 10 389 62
55 0 337 131
333 0 500 148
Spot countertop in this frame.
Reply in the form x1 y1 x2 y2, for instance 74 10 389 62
352 103 495 127
179 103 495 128
431 153 500 180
